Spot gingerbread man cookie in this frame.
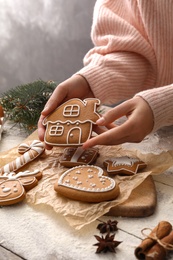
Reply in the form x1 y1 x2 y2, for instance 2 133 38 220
54 165 120 203
0 140 44 206
103 156 147 175
0 170 42 206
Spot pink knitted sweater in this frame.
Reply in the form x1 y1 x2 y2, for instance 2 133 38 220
78 0 173 132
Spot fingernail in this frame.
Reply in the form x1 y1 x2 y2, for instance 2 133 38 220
96 117 105 125
41 106 48 114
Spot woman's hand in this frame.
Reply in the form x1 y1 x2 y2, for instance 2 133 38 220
38 74 94 149
83 96 154 148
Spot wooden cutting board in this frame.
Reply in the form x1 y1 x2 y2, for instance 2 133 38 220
106 175 157 217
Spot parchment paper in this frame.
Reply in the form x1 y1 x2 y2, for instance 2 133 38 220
1 130 173 229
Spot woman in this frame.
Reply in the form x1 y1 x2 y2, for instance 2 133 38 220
38 0 173 148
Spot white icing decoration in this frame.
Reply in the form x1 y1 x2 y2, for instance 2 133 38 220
49 125 64 136
22 179 35 185
0 170 39 180
104 156 146 174
112 156 139 167
58 165 115 193
63 104 80 117
2 187 11 193
66 127 82 144
70 147 85 163
0 140 44 174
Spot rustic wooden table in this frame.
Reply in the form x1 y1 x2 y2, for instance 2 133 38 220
0 121 173 260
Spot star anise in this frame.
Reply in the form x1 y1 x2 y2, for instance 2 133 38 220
93 233 122 253
97 219 118 233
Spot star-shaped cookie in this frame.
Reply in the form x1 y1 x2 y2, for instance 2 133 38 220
103 156 147 175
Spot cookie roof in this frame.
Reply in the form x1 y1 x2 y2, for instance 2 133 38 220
43 98 101 125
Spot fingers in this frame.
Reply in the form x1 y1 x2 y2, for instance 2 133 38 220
41 76 79 116
83 97 154 148
83 121 132 149
96 100 133 126
41 85 68 116
38 79 71 146
40 74 93 119
37 115 53 150
92 122 116 135
37 115 45 141
83 119 143 148
37 75 92 149
37 81 69 145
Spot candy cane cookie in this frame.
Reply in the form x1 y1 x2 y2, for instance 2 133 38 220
0 140 45 175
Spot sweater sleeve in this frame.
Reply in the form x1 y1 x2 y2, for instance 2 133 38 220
76 0 157 105
135 85 173 132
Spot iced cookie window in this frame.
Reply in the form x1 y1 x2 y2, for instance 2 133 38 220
63 105 80 117
50 125 64 136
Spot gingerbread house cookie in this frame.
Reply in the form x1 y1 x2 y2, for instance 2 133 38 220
43 98 101 146
103 156 147 175
59 147 99 167
54 165 120 203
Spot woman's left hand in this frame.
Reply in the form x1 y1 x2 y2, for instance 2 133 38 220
83 96 154 148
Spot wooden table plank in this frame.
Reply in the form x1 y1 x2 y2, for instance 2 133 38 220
0 121 173 259
0 245 25 260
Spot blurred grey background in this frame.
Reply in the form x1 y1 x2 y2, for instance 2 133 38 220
0 0 95 94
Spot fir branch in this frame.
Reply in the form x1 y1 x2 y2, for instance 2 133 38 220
0 80 56 133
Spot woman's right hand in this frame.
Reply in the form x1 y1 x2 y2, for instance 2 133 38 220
37 74 94 149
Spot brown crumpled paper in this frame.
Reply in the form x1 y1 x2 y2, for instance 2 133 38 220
1 130 173 229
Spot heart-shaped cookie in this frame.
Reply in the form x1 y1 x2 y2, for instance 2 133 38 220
54 165 119 202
